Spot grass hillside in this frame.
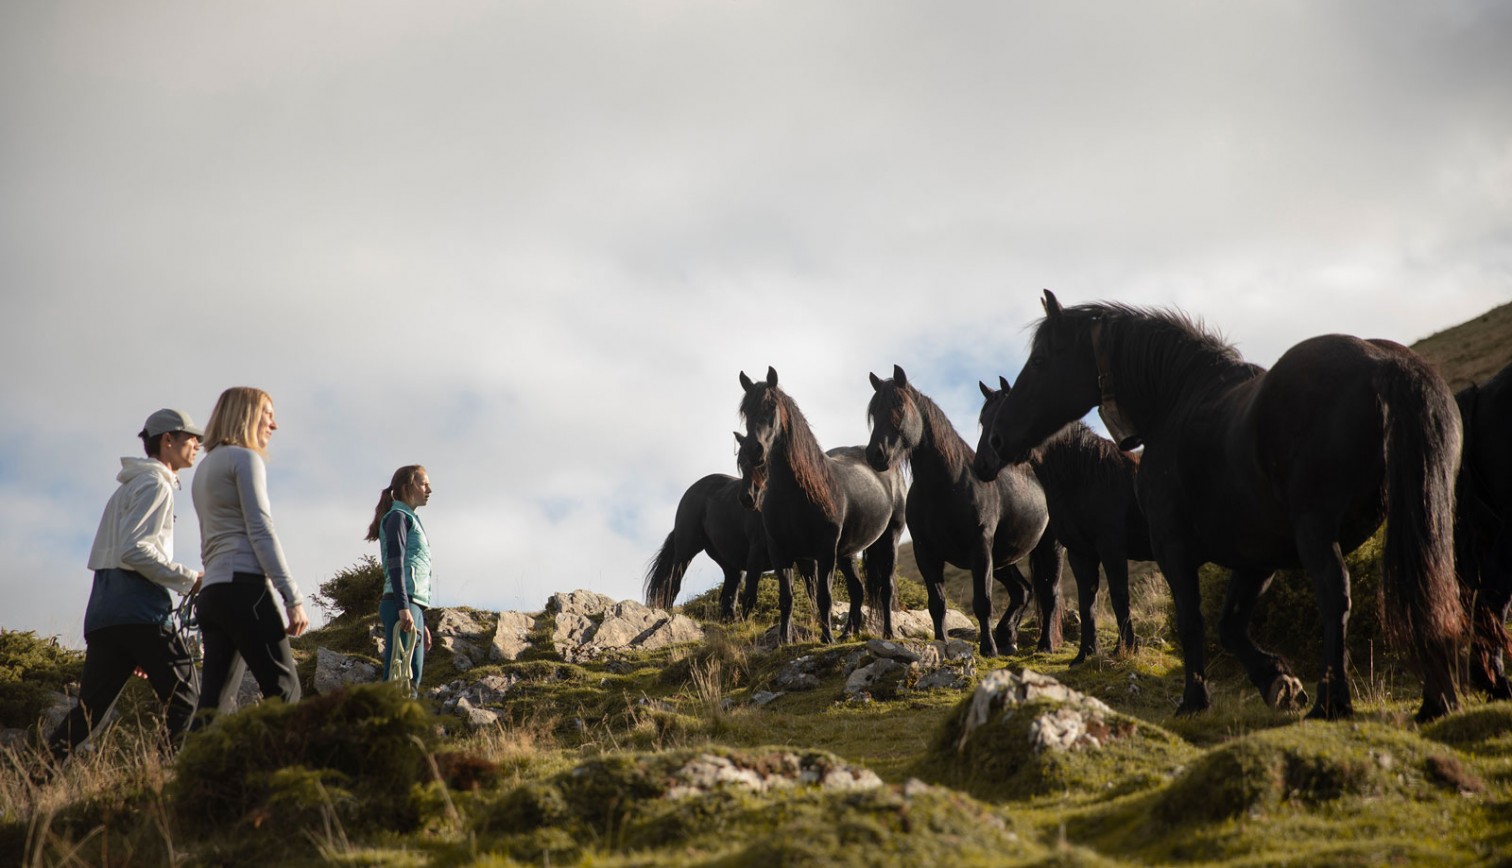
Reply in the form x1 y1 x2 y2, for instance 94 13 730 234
2 301 1509 866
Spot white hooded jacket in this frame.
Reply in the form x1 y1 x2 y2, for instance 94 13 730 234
87 457 198 593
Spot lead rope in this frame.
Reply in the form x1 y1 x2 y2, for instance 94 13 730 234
388 620 420 698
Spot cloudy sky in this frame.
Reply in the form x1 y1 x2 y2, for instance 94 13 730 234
3 2 1509 646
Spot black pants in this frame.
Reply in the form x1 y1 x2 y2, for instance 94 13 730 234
47 623 198 759
192 579 300 726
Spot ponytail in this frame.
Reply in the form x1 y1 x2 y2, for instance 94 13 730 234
365 465 425 541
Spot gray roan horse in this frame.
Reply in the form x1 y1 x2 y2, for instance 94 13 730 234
643 471 771 619
865 365 1059 657
977 290 1464 722
738 367 907 644
980 380 1152 665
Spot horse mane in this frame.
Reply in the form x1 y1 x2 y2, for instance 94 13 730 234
740 384 837 520
1034 421 1133 491
1058 301 1259 412
894 381 972 471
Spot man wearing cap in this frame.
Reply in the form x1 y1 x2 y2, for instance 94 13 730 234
46 409 206 762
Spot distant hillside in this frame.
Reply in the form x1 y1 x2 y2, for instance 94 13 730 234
1410 299 1512 392
902 299 1512 614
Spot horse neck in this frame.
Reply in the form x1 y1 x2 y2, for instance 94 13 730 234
909 392 972 483
1106 318 1252 434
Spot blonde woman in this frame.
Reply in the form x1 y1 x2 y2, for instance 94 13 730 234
365 465 434 689
191 387 308 722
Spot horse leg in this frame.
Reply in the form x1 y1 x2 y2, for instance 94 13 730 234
1159 552 1211 715
1100 543 1138 656
914 543 950 641
1067 549 1100 666
1029 534 1064 653
813 553 837 644
970 536 996 657
774 564 795 644
837 557 865 639
862 537 899 640
718 566 742 621
1294 521 1353 718
993 563 1031 654
1471 585 1512 700
1217 567 1308 712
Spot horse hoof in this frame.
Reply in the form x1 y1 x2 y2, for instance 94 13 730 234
1174 701 1208 717
1305 701 1352 720
1265 675 1308 711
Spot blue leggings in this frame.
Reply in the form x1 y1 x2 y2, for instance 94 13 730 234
378 598 427 687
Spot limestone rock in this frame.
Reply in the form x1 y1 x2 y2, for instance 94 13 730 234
491 611 536 661
313 647 379 694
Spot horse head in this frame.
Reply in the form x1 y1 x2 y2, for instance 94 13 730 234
976 290 1101 479
865 364 922 472
737 367 783 508
972 376 1013 480
733 430 767 511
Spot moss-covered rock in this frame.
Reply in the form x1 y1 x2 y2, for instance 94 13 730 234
0 629 83 729
171 683 436 839
1153 720 1475 826
921 669 1196 804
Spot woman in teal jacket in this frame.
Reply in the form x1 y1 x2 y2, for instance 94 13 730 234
366 465 433 688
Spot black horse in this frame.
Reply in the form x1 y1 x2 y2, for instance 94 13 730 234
738 367 908 644
980 380 1151 665
1457 360 1512 700
643 470 771 619
977 290 1464 722
864 365 1059 656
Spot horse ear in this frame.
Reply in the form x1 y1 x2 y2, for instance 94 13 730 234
869 372 883 391
999 375 1011 393
733 431 746 445
1042 289 1063 318
765 366 778 387
739 371 754 391
893 364 907 387
979 381 993 399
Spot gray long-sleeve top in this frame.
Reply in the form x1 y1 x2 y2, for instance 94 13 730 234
192 444 299 606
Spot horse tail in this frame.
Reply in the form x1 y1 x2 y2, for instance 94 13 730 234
1378 355 1465 709
643 531 687 609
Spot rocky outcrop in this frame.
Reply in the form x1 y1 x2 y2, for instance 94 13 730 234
547 591 704 662
314 647 380 694
765 637 977 704
665 751 883 799
957 668 1119 753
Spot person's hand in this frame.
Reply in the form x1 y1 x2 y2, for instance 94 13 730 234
398 608 416 633
424 626 433 652
286 601 309 637
191 572 204 595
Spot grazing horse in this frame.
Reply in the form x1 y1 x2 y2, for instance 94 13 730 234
643 471 771 619
976 290 1464 722
980 381 1151 664
1456 360 1512 700
738 367 908 644
864 365 1058 656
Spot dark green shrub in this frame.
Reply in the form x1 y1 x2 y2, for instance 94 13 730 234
0 629 83 728
171 683 436 837
313 556 385 623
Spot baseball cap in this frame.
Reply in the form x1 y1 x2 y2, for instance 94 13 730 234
140 408 205 439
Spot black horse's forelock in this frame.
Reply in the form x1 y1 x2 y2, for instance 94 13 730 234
869 378 973 471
